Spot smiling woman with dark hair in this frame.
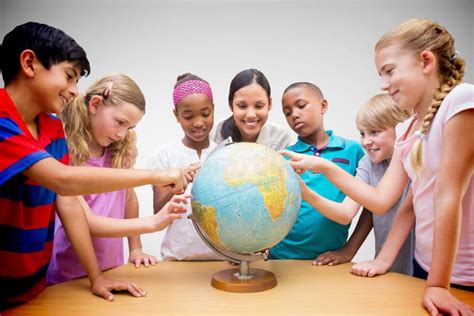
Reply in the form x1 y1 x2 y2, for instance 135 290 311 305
213 68 295 150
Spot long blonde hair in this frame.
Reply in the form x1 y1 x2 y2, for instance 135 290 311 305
375 18 465 174
61 73 146 168
356 94 412 131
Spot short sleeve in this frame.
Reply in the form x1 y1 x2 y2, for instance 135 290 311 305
355 155 371 184
0 115 50 185
258 122 296 151
443 83 474 123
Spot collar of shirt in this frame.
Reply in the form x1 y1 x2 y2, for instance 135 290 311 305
290 130 345 156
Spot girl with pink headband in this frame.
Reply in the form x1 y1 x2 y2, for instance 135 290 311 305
149 73 222 261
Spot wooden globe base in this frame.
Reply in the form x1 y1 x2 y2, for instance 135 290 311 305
211 268 277 293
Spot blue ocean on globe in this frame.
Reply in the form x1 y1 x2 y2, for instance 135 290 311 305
191 142 301 254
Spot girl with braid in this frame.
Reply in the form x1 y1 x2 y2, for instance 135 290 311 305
280 18 473 315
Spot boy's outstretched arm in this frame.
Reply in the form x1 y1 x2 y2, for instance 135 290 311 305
24 157 194 196
56 195 146 301
351 189 414 277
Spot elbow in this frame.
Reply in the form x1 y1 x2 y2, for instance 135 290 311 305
370 207 388 216
368 199 391 215
340 218 352 226
48 169 78 196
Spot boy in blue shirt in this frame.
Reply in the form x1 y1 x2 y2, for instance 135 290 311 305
270 82 364 259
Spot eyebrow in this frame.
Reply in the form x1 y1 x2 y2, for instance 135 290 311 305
379 63 394 74
292 98 308 104
116 116 130 125
67 66 80 79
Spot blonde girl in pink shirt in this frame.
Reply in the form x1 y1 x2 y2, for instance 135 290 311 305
281 18 473 315
47 74 189 286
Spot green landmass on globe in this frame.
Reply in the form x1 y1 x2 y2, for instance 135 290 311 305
191 142 301 255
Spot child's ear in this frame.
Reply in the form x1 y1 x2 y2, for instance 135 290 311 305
320 99 328 114
88 95 103 114
420 50 437 75
268 97 273 111
19 49 37 78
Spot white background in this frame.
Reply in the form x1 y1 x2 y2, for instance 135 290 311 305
1 0 473 263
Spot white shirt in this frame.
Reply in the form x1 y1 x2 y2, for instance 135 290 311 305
148 140 222 261
213 120 296 150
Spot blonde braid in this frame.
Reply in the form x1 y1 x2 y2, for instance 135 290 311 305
410 55 465 174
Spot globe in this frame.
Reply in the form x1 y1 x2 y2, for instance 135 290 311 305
191 142 301 292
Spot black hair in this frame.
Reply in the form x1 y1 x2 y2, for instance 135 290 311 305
221 68 271 142
174 72 208 88
0 21 90 85
283 82 324 99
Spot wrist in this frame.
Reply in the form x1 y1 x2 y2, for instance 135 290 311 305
341 244 358 257
374 255 394 268
152 170 164 185
88 271 103 284
129 246 143 253
314 159 329 174
426 275 450 289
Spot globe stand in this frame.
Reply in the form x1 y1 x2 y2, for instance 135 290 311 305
210 260 277 293
190 215 277 293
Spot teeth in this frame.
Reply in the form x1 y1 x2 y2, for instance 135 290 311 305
244 121 258 127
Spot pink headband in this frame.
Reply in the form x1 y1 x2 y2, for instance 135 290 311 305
172 80 213 107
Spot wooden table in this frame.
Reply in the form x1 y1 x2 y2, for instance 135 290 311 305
4 260 473 315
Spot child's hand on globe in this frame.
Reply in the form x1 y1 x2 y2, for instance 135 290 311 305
279 150 327 174
152 198 187 231
184 162 201 183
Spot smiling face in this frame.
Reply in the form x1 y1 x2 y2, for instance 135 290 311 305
174 93 214 148
32 60 81 114
282 85 326 141
358 126 396 163
375 44 436 113
88 96 144 151
230 83 272 142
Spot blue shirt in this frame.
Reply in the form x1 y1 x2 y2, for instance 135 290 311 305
270 131 365 259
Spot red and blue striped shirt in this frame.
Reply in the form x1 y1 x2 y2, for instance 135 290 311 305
0 89 69 308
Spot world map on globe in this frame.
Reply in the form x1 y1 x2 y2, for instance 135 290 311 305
191 142 301 254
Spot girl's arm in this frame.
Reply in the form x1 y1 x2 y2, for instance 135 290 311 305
23 158 192 196
77 195 186 237
153 185 174 213
423 110 474 315
351 189 415 277
124 189 158 268
281 150 409 214
56 195 146 301
314 209 373 266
